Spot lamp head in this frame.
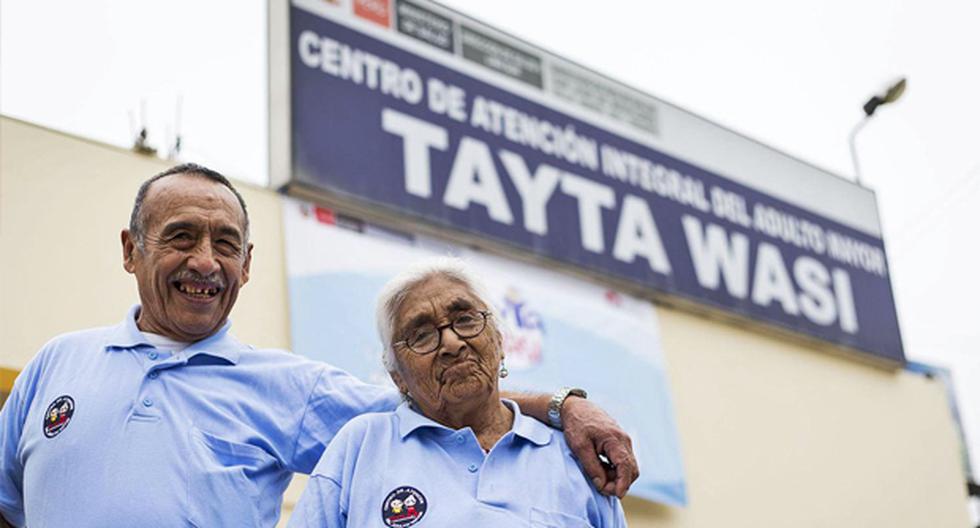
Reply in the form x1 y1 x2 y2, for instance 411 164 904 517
883 78 907 104
863 77 907 117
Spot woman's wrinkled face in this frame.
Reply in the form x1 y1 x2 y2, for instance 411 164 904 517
390 276 502 418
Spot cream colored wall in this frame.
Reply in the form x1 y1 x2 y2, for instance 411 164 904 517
1 116 970 527
632 308 970 527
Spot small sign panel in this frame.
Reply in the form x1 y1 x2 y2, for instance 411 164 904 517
460 25 543 89
396 0 454 53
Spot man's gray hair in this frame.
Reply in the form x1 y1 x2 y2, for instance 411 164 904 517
129 163 250 250
376 256 498 373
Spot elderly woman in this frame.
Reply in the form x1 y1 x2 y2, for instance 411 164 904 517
289 258 627 527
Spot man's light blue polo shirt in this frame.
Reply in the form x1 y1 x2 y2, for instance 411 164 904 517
289 400 626 527
0 306 400 527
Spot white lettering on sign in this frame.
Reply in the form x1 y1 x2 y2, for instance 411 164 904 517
833 269 859 333
827 232 887 276
682 215 749 299
499 150 561 236
381 109 447 198
794 256 836 326
300 27 885 296
682 215 859 332
560 173 616 253
381 107 668 269
752 242 801 316
444 137 515 224
380 106 862 333
427 77 467 123
601 144 710 213
470 95 599 172
298 30 423 105
613 195 672 274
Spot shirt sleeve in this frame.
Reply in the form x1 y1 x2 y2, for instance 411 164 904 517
0 353 44 528
286 475 347 528
288 362 401 474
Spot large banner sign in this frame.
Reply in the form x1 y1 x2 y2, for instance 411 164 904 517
287 0 904 363
283 199 687 505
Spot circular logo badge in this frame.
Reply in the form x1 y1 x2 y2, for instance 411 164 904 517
381 486 427 527
42 395 75 438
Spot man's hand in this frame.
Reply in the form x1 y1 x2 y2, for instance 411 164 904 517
561 397 639 498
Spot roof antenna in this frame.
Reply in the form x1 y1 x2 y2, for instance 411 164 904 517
168 94 183 160
132 98 157 156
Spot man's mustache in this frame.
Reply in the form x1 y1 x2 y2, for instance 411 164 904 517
170 269 226 289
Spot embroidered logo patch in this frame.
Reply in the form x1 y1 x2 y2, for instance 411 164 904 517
43 395 75 438
381 486 427 527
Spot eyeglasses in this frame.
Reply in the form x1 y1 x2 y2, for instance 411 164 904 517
395 310 492 355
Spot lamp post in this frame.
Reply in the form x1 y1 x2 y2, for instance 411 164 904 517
849 77 907 187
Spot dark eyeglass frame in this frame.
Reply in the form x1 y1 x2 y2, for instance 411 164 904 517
394 310 492 355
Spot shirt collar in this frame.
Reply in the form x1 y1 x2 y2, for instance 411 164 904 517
396 398 552 446
104 305 241 365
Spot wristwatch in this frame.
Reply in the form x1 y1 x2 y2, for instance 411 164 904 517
547 386 588 430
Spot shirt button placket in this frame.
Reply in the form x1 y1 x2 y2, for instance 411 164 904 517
145 351 159 407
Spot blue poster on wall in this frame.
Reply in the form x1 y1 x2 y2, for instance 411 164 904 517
283 198 687 505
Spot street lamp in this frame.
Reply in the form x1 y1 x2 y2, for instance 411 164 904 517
849 77 907 186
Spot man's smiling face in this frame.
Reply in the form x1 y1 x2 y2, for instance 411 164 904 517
122 173 252 342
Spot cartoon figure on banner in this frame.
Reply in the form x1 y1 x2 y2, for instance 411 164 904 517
498 287 545 370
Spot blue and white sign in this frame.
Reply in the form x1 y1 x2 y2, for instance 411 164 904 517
283 198 687 505
287 1 904 364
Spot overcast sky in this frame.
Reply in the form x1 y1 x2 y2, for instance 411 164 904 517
3 0 978 476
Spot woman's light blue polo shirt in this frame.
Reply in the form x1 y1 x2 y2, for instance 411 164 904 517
0 306 401 527
289 400 626 527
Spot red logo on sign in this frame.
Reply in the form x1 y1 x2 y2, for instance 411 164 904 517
354 0 390 27
314 206 336 225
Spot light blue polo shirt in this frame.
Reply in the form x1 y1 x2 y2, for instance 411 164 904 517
0 306 400 527
289 400 626 528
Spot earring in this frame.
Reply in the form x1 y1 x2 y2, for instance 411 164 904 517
499 360 509 379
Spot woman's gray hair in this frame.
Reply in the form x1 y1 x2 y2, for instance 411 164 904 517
376 256 498 373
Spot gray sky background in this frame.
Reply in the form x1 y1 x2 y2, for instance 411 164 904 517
3 0 978 478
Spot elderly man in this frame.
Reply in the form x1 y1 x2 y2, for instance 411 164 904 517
0 164 637 527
